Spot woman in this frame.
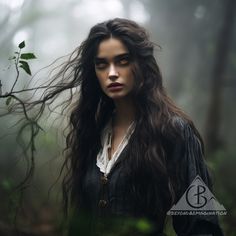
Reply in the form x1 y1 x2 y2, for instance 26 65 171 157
57 18 224 235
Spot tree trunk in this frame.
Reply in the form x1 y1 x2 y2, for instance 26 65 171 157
205 0 236 154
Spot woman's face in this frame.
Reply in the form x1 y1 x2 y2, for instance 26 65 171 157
94 38 135 100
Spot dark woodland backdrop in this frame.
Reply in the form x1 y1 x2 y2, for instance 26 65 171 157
0 0 235 235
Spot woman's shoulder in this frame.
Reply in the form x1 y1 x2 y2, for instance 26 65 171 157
171 114 197 129
168 115 188 130
162 115 194 140
162 114 204 157
164 115 205 159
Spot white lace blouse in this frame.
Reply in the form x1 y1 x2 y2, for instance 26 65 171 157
96 118 136 177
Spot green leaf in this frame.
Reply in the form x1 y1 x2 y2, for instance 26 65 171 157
18 41 25 49
8 56 16 60
20 53 37 60
19 60 31 75
6 96 12 106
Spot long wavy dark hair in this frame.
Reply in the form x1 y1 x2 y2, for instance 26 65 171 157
40 18 204 221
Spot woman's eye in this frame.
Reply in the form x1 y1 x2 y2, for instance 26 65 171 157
118 58 130 65
95 62 107 69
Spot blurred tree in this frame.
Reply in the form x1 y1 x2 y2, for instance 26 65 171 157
205 0 236 153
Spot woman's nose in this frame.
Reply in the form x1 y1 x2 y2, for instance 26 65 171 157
108 64 119 80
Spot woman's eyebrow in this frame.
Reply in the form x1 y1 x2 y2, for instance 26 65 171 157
114 53 130 60
94 53 130 61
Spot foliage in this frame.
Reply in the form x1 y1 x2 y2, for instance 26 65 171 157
0 41 42 228
208 149 236 236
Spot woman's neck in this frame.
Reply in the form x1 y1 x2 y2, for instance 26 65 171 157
112 97 135 127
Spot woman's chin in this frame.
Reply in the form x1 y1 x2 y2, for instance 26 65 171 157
107 92 127 100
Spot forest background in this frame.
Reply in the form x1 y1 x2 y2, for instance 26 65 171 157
0 0 235 235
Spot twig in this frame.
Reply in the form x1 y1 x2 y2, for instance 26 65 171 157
10 49 21 93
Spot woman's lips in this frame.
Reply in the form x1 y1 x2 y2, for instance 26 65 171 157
108 82 123 88
107 83 124 91
108 85 123 92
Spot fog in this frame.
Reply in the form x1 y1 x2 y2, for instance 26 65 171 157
0 0 235 235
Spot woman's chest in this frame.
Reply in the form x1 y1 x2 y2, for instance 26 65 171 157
82 158 132 216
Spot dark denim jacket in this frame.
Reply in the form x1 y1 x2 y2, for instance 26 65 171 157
68 120 224 236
